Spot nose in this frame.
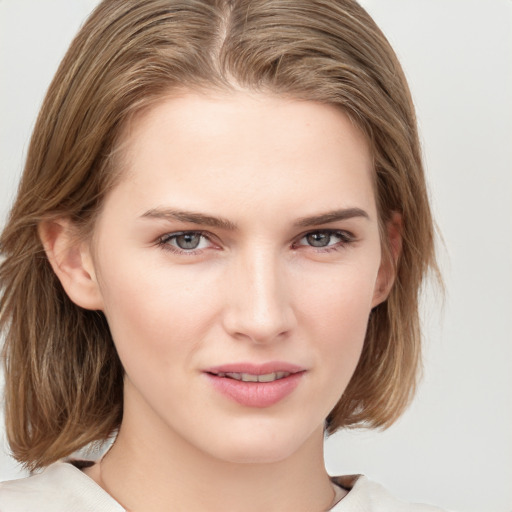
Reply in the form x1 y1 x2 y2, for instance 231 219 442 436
222 248 296 344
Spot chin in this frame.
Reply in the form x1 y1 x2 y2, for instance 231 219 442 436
198 420 323 466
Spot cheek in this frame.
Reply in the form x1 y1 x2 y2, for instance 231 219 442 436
321 297 370 379
295 258 379 386
95 252 219 367
297 255 379 329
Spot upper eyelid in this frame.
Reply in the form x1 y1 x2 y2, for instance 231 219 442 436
157 231 215 254
294 228 355 241
157 228 355 248
159 230 212 241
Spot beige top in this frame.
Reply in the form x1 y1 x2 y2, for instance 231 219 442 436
0 462 449 511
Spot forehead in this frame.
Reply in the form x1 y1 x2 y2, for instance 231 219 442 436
106 91 377 224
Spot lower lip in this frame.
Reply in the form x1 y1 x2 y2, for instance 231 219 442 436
205 372 304 408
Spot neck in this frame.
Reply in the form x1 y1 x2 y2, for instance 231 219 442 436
88 388 339 511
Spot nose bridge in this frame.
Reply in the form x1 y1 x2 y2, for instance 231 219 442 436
224 245 294 342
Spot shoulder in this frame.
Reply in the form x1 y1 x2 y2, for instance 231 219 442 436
331 475 452 512
0 462 124 512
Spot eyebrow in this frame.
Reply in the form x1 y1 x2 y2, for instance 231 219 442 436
140 206 369 230
293 207 369 227
140 208 238 230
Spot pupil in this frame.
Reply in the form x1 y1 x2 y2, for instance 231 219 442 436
176 233 201 250
307 232 330 247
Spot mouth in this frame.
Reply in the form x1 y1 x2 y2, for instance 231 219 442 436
208 371 292 383
204 362 305 408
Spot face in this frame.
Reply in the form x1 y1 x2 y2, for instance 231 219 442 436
86 91 389 464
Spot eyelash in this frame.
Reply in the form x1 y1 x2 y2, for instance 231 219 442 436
157 231 213 255
294 230 355 252
156 229 355 256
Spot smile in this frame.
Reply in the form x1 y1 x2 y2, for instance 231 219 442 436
213 371 291 383
205 363 305 408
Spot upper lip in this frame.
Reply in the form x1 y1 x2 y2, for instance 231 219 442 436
205 362 305 376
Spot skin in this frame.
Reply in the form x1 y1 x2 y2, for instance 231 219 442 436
43 91 397 512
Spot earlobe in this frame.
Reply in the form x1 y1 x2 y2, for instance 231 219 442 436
38 219 104 311
372 212 403 308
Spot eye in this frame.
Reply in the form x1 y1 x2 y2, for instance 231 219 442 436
157 231 212 254
295 230 354 250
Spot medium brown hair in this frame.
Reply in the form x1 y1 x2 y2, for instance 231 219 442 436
0 0 437 470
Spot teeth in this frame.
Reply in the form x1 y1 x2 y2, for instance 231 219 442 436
216 371 290 382
257 373 277 382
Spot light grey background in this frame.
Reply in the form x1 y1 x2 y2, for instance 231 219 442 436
1 1 511 511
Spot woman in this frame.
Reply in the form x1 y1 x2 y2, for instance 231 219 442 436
0 0 443 510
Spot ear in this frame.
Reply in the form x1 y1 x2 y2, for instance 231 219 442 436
38 219 104 310
372 212 402 308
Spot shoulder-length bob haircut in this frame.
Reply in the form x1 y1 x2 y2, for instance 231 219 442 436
1 0 438 470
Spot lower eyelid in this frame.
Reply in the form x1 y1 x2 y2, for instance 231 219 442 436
296 230 354 246
157 231 211 250
156 230 355 254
